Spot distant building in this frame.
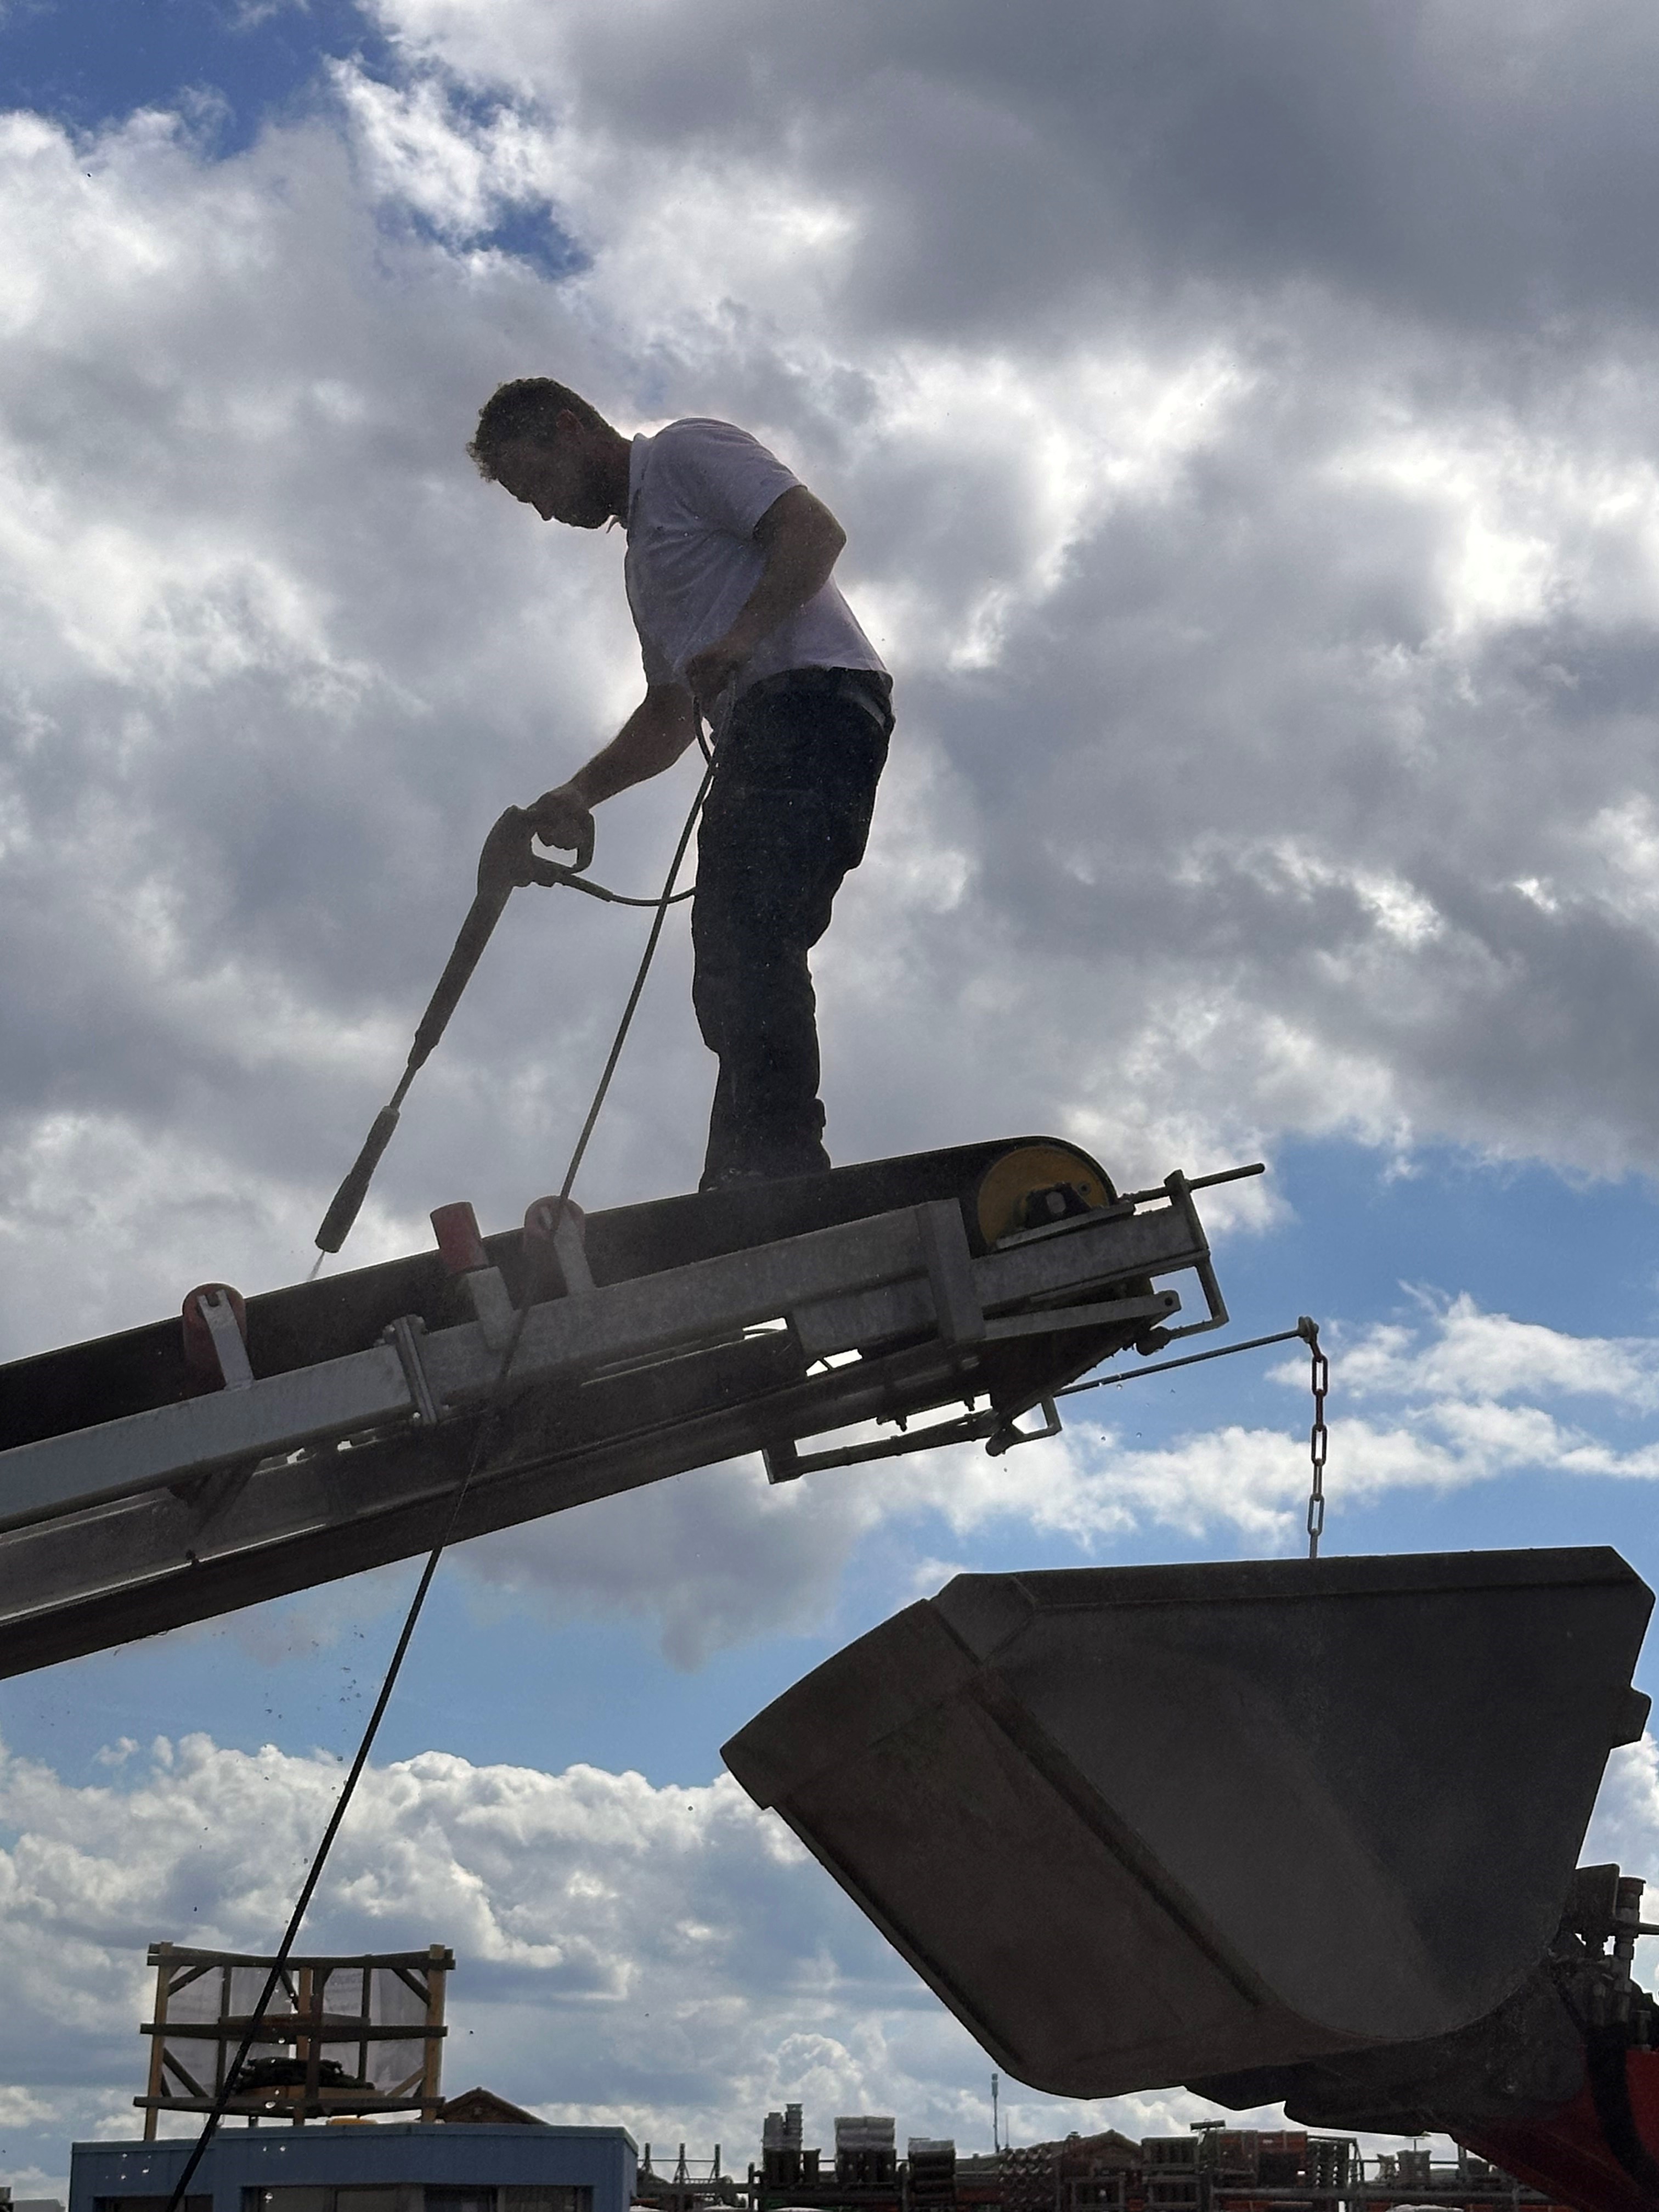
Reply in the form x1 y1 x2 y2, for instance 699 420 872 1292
633 2145 740 2212
441 2091 547 2129
69 2118 636 2212
743 2118 1563 2212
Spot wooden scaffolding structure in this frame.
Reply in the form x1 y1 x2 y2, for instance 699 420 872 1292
138 1942 452 2134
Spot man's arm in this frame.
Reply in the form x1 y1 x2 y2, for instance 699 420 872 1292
528 682 701 868
683 485 847 712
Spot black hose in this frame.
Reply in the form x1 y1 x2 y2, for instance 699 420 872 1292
167 762 713 2209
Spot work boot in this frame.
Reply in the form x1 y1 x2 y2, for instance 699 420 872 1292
698 1159 831 1195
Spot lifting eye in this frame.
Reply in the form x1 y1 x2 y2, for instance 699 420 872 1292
1022 1180 1095 1231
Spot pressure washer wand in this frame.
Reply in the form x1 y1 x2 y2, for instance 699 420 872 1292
313 809 569 1255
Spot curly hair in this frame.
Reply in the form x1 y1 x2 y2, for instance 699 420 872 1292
467 379 614 480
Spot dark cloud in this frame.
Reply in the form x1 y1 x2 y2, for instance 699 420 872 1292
458 1460 874 1670
4 3 1659 1612
398 0 1659 337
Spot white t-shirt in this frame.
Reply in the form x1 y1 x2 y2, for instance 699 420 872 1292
623 419 887 698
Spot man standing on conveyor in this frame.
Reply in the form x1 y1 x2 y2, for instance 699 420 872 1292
467 380 893 1192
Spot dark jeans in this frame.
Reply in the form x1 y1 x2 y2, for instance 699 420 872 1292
692 668 892 1188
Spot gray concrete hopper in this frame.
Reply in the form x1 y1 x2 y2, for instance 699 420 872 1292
723 1549 1652 2096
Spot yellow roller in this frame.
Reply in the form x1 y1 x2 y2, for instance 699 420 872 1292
973 1138 1116 1249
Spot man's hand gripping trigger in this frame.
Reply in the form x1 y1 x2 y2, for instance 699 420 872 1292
478 792 595 901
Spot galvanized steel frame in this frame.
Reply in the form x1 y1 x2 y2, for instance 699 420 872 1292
0 1173 1227 1676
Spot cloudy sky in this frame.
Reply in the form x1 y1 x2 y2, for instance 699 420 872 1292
8 0 1659 2194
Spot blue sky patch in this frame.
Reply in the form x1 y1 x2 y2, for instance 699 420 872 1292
0 0 396 156
3 0 590 274
462 195 588 281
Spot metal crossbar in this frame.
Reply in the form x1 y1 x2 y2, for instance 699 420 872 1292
0 1180 1234 1678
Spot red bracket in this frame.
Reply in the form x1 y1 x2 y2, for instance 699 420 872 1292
430 1201 488 1275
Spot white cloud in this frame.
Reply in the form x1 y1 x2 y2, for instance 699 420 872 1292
12 5 1659 1352
332 65 567 247
1341 1292 1659 1410
10 4 1659 1398
0 1731 1228 2163
0 1711 1654 2185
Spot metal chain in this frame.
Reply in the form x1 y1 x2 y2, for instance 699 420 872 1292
1305 1322 1329 1558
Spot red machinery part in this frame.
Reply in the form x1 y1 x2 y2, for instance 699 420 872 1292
430 1200 488 1275
1459 2049 1659 2212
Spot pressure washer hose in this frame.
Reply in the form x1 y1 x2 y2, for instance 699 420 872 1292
167 755 714 2212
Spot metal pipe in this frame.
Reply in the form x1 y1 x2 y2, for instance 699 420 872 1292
1055 1319 1312 1398
1117 1160 1266 1205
